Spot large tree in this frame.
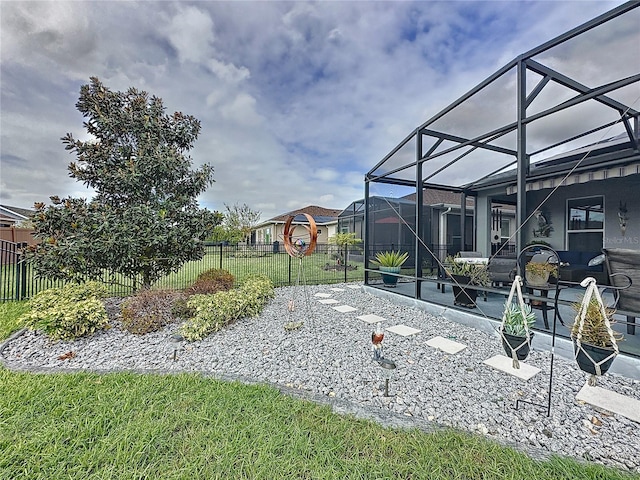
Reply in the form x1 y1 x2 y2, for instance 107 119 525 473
30 77 219 289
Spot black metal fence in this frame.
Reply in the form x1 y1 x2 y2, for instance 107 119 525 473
0 241 365 302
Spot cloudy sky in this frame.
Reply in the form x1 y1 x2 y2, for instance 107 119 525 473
0 0 634 221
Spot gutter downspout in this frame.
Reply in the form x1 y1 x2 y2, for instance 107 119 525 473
439 207 451 260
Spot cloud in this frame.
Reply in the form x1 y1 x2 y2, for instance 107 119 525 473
166 5 215 64
1 0 636 222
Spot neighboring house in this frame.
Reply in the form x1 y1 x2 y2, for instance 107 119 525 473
253 205 342 245
0 205 36 245
0 204 33 228
338 191 514 259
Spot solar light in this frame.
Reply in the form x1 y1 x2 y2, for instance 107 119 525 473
168 333 184 361
377 358 397 396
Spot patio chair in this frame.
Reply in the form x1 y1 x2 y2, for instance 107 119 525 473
603 248 640 335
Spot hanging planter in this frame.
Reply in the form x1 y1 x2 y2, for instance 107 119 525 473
571 277 622 385
499 276 536 368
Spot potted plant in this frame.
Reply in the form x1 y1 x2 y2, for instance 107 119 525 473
525 261 558 287
500 302 536 365
570 296 622 379
372 250 409 287
444 255 490 308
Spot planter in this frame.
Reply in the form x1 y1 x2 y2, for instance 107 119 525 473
501 331 534 360
572 339 616 376
451 274 477 308
526 271 550 287
379 266 401 287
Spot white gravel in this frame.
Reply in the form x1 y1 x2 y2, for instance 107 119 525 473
2 283 639 473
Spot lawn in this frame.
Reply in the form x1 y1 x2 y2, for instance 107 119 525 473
0 303 636 479
0 245 365 300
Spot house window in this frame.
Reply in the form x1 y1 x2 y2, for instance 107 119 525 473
567 196 604 251
500 219 510 243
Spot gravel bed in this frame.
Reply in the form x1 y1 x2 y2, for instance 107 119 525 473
2 283 639 473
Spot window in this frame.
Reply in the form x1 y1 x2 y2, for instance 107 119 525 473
567 196 604 250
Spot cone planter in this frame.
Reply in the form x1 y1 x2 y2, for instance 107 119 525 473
451 274 477 308
502 331 534 360
379 266 401 287
572 339 616 376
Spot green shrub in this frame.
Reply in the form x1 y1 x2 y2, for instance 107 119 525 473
188 268 235 295
21 282 109 340
171 297 196 320
121 289 184 335
180 275 274 341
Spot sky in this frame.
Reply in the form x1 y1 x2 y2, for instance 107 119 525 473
0 0 635 222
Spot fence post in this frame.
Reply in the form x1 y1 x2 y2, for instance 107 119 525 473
344 245 348 283
219 244 223 270
16 247 27 300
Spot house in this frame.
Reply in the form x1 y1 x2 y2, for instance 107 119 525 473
253 205 342 245
0 205 33 228
365 2 639 266
0 204 36 245
338 192 515 261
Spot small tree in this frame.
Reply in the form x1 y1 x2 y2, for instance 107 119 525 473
223 203 261 244
30 77 220 289
328 232 362 265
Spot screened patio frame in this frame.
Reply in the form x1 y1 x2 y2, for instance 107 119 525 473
364 1 640 296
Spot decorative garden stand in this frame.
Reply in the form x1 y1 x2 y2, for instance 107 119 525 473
283 214 318 330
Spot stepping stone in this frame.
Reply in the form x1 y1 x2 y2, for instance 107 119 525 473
346 285 361 289
357 313 386 324
332 305 357 313
483 355 540 380
330 288 345 292
386 325 421 337
576 384 640 424
318 299 340 304
314 293 333 298
426 336 467 354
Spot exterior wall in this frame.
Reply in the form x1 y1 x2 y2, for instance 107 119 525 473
476 196 491 256
255 221 338 245
476 174 639 252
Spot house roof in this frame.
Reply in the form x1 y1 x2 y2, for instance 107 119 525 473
402 190 475 207
467 133 640 193
0 205 34 220
256 205 342 227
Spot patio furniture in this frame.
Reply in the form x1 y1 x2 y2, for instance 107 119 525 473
603 248 640 335
556 250 607 284
487 256 517 287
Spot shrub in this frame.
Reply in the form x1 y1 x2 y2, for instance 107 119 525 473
21 281 109 340
188 268 235 295
180 275 274 341
171 297 196 320
121 289 185 335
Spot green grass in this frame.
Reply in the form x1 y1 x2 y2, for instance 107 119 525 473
0 301 29 340
1 246 364 300
0 297 636 479
1 367 635 480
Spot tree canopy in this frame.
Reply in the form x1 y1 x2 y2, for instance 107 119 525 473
30 77 219 289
